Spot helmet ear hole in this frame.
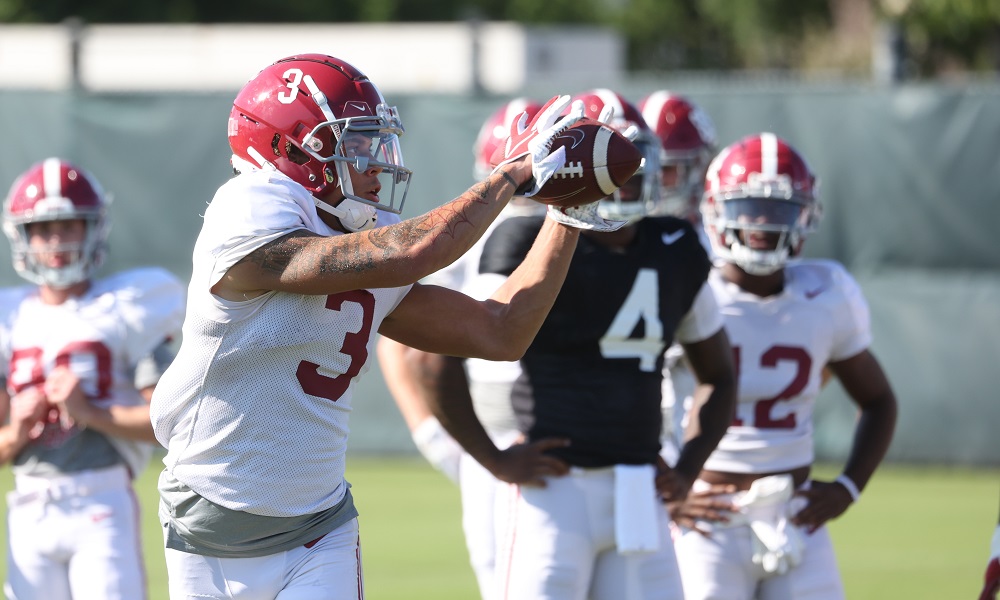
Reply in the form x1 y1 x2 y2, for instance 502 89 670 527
286 142 310 165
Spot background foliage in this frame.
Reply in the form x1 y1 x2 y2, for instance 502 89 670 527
1 0 998 78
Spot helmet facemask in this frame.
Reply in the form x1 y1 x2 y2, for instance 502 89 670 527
597 135 661 225
229 56 414 232
652 147 713 219
703 195 821 275
5 212 109 288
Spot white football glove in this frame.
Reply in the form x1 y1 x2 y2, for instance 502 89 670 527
492 95 587 197
547 201 627 232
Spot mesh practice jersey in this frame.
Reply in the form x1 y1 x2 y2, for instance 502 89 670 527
701 259 872 474
0 267 184 477
476 215 720 467
150 170 408 518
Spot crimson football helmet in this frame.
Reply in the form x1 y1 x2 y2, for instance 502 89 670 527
638 91 717 221
3 158 111 287
570 89 660 223
228 54 412 232
702 133 822 275
473 97 543 181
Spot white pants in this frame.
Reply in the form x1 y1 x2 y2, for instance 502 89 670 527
494 467 683 600
459 428 519 600
164 517 363 600
5 465 145 600
674 507 844 599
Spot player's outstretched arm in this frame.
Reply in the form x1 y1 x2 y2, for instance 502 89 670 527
216 162 530 301
379 216 580 485
792 349 898 532
379 216 580 362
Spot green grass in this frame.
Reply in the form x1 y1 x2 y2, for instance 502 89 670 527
0 458 995 599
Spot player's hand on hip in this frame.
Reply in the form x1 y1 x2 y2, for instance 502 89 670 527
490 437 571 487
790 479 853 533
667 483 738 537
654 458 692 503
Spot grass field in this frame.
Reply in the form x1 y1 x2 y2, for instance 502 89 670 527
0 457 996 599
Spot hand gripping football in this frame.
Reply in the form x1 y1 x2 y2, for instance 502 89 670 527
522 117 642 208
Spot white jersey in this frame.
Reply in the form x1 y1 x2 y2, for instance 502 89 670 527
150 170 408 518
702 259 871 473
0 267 184 477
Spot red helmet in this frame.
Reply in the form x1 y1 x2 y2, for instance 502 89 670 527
3 158 111 287
473 98 543 181
228 54 412 230
570 88 660 223
702 133 822 275
638 91 717 221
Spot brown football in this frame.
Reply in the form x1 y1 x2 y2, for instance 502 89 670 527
492 117 643 208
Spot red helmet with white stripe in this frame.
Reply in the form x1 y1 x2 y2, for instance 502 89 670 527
638 91 716 221
3 157 111 287
473 98 543 181
570 88 660 223
228 54 412 231
702 133 822 274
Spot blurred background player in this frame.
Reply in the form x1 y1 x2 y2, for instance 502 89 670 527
637 90 719 468
0 158 184 599
430 88 736 600
981 493 1000 600
669 133 898 600
638 90 718 225
377 97 545 599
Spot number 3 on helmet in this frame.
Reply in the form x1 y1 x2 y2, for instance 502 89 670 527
228 54 413 230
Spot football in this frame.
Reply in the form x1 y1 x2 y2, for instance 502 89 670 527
493 117 643 208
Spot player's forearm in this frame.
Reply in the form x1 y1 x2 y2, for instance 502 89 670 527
478 218 580 361
74 404 158 444
841 391 897 491
377 338 434 431
0 424 33 465
368 164 530 285
674 379 737 483
421 352 502 472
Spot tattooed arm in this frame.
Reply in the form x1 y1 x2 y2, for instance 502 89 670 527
213 162 531 301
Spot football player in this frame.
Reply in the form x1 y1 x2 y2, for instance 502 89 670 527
148 53 612 599
376 97 547 599
0 158 185 599
637 90 719 467
432 88 737 600
981 499 1000 600
669 133 899 600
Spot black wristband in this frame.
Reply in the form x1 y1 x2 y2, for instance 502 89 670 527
500 169 520 190
499 169 534 196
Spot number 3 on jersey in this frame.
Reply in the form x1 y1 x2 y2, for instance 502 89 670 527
599 269 663 372
296 290 375 402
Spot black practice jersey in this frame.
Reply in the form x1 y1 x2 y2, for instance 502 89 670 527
478 215 713 467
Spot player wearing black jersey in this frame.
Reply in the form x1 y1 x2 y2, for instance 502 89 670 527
430 89 737 600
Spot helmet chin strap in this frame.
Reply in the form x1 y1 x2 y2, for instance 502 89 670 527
316 198 378 232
